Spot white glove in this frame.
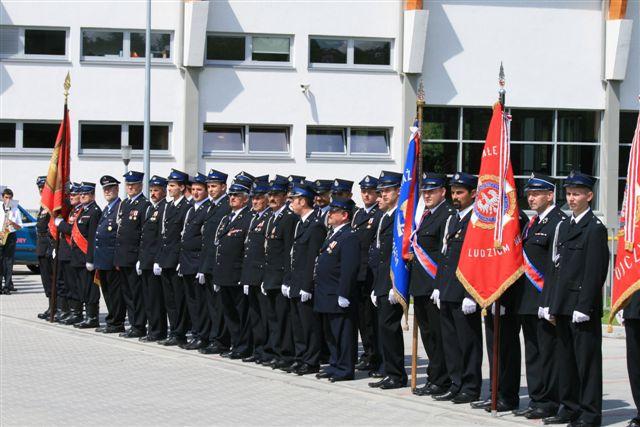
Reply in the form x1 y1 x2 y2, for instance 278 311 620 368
300 290 312 303
54 217 63 226
461 297 477 315
153 263 162 276
52 249 56 259
491 303 506 316
281 285 291 298
542 307 554 322
196 273 206 285
176 264 182 277
572 310 590 323
370 290 377 307
243 285 249 295
213 284 220 292
388 288 399 305
616 310 625 326
537 307 545 319
135 261 142 276
86 262 95 271
261 283 266 296
338 296 350 308
430 289 440 309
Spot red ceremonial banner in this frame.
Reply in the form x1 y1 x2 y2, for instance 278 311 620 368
40 104 71 221
610 111 640 322
456 102 523 308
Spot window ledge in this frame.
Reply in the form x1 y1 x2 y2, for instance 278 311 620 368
79 59 175 67
205 62 295 71
308 65 396 74
306 154 394 163
202 153 294 161
78 151 174 160
0 150 55 158
0 57 71 65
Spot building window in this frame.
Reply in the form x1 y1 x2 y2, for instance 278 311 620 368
0 123 16 148
423 106 602 210
306 126 390 158
203 125 290 155
206 34 292 66
81 29 172 61
618 111 639 210
0 26 67 59
79 123 170 152
309 37 393 69
23 123 59 149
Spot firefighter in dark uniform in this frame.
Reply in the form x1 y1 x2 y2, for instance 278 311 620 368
368 170 407 390
352 175 383 374
543 171 609 427
93 175 125 333
240 177 273 363
137 175 168 342
180 173 212 350
262 175 297 370
409 173 455 397
114 171 150 338
72 182 102 328
314 197 360 382
35 176 54 317
313 180 332 226
510 173 566 419
433 172 482 404
52 182 82 323
213 177 254 359
287 180 327 375
198 169 231 355
155 169 192 347
619 292 640 427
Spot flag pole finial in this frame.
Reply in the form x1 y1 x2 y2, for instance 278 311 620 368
417 79 425 106
498 62 505 106
63 72 71 104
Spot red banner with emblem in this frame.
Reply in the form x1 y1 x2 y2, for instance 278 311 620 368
610 111 640 323
456 102 523 308
40 103 71 221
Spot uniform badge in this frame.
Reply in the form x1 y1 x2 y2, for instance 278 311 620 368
540 217 548 225
108 226 112 231
327 240 337 254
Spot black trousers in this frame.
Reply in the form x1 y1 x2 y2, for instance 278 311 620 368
60 261 78 301
219 286 251 355
161 268 189 339
325 310 358 379
265 290 294 362
99 269 126 328
184 275 209 340
75 266 100 304
376 296 406 382
440 301 482 395
484 311 521 407
247 286 269 359
54 259 68 299
141 269 167 340
519 314 559 411
203 279 229 347
120 266 146 332
413 295 450 388
0 234 17 291
290 297 322 367
357 280 380 366
626 319 640 420
263 289 281 361
37 255 52 297
555 315 602 425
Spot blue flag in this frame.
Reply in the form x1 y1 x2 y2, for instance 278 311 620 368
391 120 420 311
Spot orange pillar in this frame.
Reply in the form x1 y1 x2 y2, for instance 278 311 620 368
405 0 423 11
608 0 627 19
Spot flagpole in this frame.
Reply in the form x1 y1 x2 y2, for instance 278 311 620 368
49 74 70 323
410 80 426 392
491 63 506 417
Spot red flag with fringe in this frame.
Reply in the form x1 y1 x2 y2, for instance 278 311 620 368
610 111 640 323
40 103 71 221
456 102 523 308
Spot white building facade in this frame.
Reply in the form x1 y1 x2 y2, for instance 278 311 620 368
1 0 638 229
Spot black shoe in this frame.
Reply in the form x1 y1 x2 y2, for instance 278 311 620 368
433 390 458 401
63 314 83 325
55 311 70 322
183 339 207 350
470 399 491 409
159 336 186 347
229 351 249 360
139 335 164 342
568 422 598 427
413 383 448 396
198 343 227 354
484 400 517 412
263 359 279 368
273 359 291 370
75 318 99 329
330 375 354 383
316 371 332 379
37 308 51 319
368 376 389 388
95 326 107 333
285 361 302 373
543 413 578 425
368 370 384 378
103 325 126 334
379 377 406 390
242 355 258 363
57 312 72 324
524 408 556 420
355 359 375 371
120 329 145 339
627 418 640 427
452 392 479 404
513 407 534 417
296 364 320 376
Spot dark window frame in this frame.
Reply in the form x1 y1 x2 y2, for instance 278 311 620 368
0 26 68 59
308 36 393 69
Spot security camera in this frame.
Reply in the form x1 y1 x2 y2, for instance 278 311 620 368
300 84 310 94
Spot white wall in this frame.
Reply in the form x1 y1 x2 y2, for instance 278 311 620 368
619 0 639 110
